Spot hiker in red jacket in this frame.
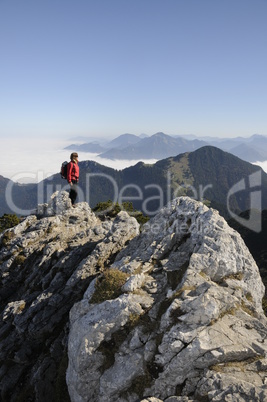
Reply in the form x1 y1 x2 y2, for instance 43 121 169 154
67 152 79 205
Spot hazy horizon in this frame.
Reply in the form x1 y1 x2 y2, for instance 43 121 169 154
1 134 267 184
0 136 159 183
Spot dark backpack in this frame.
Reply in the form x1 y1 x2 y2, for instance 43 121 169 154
60 161 69 179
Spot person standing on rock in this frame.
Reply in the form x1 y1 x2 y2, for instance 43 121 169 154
67 152 79 206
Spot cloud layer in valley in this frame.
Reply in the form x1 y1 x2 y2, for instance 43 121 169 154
0 137 158 183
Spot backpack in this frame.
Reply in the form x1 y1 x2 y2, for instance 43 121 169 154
60 161 69 179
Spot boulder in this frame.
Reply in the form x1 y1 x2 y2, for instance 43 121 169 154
67 197 267 402
1 194 266 402
0 191 139 402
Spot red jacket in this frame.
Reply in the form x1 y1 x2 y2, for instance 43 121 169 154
67 161 79 183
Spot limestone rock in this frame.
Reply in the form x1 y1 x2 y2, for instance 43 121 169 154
1 194 267 402
0 191 139 402
67 197 267 402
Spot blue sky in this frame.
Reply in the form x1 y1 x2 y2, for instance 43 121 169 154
0 0 266 139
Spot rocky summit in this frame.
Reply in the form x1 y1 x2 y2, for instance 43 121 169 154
0 192 267 402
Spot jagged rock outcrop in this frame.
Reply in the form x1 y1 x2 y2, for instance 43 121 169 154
0 191 139 402
1 193 267 402
67 197 267 402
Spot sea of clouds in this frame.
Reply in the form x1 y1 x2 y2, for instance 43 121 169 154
0 137 158 183
253 160 267 174
1 136 267 184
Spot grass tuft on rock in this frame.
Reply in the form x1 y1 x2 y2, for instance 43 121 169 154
90 268 128 303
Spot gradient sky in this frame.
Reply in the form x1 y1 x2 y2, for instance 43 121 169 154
0 0 266 139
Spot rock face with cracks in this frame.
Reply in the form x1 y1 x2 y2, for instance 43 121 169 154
67 197 267 402
0 191 139 402
0 192 267 402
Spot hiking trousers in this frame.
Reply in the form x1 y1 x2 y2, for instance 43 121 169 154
69 180 78 205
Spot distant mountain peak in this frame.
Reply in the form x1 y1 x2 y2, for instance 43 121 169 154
152 131 169 137
98 133 207 160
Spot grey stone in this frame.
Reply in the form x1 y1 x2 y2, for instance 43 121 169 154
0 191 140 402
1 194 267 402
67 197 267 402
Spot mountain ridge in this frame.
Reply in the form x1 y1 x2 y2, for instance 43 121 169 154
0 193 266 401
1 146 266 220
66 132 267 163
